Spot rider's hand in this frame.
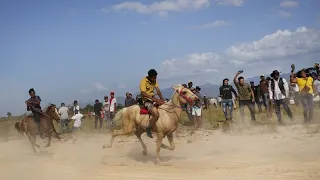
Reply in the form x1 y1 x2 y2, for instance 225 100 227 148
251 98 255 103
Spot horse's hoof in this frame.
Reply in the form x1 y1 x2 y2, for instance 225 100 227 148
142 151 147 156
155 159 161 165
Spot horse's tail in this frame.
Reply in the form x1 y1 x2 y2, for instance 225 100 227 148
15 121 25 135
113 108 126 127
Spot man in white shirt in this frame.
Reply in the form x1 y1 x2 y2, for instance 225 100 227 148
102 96 110 121
73 100 80 115
291 83 301 106
71 113 83 131
58 103 70 133
268 70 293 124
109 92 117 121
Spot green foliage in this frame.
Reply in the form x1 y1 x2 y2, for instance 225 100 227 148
7 112 12 119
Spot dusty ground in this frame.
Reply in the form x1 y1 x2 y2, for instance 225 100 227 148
1 123 320 180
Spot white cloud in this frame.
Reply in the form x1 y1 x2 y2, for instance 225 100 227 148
105 0 210 16
215 0 244 6
279 10 292 18
95 83 108 91
280 1 299 7
158 27 320 86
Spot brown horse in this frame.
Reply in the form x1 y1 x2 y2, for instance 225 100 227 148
103 84 198 164
15 104 62 153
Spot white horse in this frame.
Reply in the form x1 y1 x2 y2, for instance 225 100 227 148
208 98 218 107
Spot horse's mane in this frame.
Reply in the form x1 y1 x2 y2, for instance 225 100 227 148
43 104 55 114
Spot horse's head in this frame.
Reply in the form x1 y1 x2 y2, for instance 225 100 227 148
173 84 198 105
45 104 60 121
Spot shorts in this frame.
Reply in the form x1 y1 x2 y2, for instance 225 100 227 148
192 106 202 116
144 101 155 112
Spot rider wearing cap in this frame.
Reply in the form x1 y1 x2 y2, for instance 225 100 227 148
139 69 165 138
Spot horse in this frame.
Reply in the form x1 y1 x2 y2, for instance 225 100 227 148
14 104 62 153
103 84 198 164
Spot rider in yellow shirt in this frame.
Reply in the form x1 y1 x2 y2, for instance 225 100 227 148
139 69 165 138
290 69 316 123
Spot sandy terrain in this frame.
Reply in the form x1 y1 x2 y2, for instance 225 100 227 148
1 124 320 180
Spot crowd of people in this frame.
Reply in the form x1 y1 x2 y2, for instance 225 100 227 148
217 63 320 125
24 64 320 137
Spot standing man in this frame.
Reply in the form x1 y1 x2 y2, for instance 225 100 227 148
73 100 80 115
140 69 165 138
192 86 203 128
233 71 256 123
259 75 270 113
109 92 117 121
58 103 70 133
25 88 43 137
219 78 238 121
94 99 103 129
314 74 320 108
291 69 316 123
102 96 110 122
187 81 193 89
250 81 262 113
269 70 293 124
125 92 135 107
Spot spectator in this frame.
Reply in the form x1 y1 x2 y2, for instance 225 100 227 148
291 69 315 123
291 83 301 106
94 99 103 129
187 81 193 89
192 86 203 128
71 113 83 131
233 71 256 123
73 100 80 115
314 74 320 108
217 96 222 107
269 70 293 124
219 78 237 121
102 96 110 122
250 81 262 113
203 95 208 110
58 103 70 133
125 92 135 107
259 75 270 113
109 92 117 121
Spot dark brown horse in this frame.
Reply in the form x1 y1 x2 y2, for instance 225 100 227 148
15 104 62 153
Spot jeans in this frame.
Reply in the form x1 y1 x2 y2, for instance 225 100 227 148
261 93 269 111
60 119 69 133
222 99 233 120
95 115 102 128
301 93 314 122
239 100 256 121
293 92 301 106
274 99 293 123
253 98 262 113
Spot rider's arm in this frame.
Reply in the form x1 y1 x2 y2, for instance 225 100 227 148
155 87 164 100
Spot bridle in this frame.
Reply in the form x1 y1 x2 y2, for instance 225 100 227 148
176 87 194 104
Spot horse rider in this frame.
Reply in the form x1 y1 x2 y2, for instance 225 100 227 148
25 88 43 137
139 69 165 138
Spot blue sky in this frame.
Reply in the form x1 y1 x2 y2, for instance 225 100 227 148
1 0 320 116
